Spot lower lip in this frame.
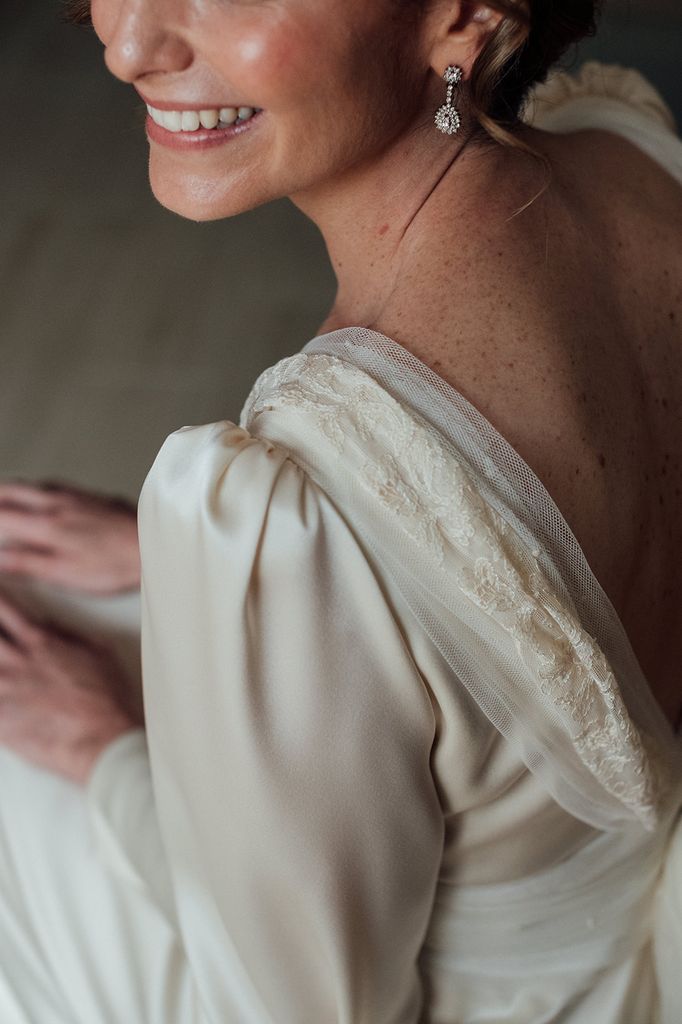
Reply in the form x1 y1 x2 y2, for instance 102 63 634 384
145 111 263 151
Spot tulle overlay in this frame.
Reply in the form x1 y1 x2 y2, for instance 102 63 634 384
242 328 682 1021
0 60 679 1024
242 345 677 831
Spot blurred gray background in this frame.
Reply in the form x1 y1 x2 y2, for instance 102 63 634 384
3 0 681 501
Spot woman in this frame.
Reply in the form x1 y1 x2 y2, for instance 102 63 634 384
0 0 680 1021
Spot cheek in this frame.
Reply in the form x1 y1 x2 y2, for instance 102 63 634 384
209 11 342 116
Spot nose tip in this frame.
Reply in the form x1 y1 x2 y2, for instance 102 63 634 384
103 9 193 84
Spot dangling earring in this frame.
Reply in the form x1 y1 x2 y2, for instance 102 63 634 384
434 65 463 135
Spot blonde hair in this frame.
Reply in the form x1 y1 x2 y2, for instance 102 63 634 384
422 1 602 212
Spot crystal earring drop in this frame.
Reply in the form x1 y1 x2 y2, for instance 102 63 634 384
434 65 462 135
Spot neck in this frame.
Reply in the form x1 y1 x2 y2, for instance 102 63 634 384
289 121 487 334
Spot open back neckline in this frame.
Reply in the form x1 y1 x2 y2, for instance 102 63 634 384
301 67 682 741
303 325 682 743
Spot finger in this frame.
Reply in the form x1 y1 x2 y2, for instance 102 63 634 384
0 625 16 649
0 548 61 585
0 550 104 596
0 593 42 650
0 635 22 667
41 480 88 500
0 509 56 546
0 483 61 511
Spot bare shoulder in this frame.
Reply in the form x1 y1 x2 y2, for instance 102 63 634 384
373 122 682 598
561 124 681 201
543 126 682 248
379 123 681 345
548 126 682 351
370 126 682 725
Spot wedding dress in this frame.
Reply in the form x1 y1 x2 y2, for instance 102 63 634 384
0 62 680 1024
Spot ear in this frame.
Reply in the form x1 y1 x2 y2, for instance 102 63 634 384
428 2 506 80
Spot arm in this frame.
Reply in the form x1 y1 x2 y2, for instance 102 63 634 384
124 421 444 1023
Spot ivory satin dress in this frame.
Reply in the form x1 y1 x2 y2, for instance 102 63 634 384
0 62 681 1024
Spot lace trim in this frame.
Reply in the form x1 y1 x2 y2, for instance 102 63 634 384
241 352 663 828
522 59 677 132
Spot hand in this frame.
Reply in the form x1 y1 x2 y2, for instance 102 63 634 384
0 481 140 594
0 592 141 784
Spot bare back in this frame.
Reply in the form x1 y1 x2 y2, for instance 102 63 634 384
372 127 682 730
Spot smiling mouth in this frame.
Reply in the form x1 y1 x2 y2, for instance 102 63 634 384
146 104 263 132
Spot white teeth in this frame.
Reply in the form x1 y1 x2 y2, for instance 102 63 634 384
181 110 200 131
199 109 219 129
148 107 165 128
147 104 260 132
163 110 182 133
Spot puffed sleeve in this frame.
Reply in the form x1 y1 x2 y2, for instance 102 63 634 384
521 60 682 184
133 421 443 1023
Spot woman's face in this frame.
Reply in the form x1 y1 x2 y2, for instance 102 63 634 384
91 0 433 221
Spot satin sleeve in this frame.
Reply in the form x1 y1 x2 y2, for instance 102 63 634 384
132 420 443 1023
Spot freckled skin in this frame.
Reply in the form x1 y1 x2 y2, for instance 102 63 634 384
90 0 511 323
92 0 682 728
91 0 428 222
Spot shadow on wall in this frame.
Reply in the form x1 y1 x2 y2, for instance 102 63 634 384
1 0 681 499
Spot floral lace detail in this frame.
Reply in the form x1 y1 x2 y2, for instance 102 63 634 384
522 59 677 132
454 551 664 824
241 353 492 561
241 352 663 827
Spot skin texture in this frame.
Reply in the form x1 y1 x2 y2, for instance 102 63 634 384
2 0 681 776
91 0 498 221
0 0 508 784
0 485 141 784
0 590 141 784
0 482 140 594
91 0 507 323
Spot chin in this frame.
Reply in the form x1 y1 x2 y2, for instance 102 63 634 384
148 164 274 222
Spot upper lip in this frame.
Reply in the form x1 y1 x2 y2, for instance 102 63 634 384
137 91 250 111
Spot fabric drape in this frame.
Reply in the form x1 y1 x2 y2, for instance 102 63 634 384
0 59 680 1024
